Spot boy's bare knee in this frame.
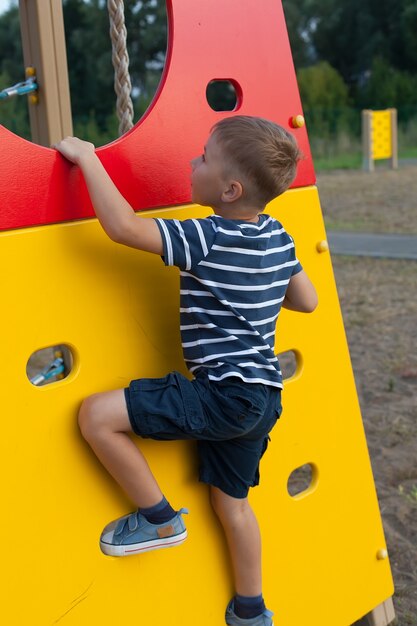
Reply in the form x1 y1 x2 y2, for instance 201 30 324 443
210 486 248 519
78 389 131 444
78 394 105 441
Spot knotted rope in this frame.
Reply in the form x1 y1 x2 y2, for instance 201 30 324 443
107 0 134 135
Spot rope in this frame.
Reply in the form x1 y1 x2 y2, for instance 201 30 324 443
107 0 134 136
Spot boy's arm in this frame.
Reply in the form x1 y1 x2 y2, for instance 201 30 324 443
282 270 318 312
54 137 163 254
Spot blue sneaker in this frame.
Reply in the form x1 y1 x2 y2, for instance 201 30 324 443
100 508 188 557
225 600 274 626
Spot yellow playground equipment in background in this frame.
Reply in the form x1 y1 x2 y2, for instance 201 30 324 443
0 1 395 625
362 108 399 172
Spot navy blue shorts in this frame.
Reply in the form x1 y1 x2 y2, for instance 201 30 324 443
124 371 282 498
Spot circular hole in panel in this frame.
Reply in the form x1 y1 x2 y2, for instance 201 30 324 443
27 345 74 386
206 80 241 112
0 1 168 145
278 350 299 380
287 463 316 497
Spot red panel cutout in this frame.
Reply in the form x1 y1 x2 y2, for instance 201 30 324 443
0 0 314 231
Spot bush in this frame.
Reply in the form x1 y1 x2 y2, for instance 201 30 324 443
296 62 359 160
297 61 350 111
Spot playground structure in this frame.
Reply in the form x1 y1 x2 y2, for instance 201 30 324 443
0 1 395 625
362 109 398 172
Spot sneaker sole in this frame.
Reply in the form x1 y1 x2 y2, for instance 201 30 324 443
100 529 187 557
226 622 274 626
226 621 274 626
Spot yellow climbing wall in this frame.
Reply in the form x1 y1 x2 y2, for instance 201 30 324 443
0 185 393 625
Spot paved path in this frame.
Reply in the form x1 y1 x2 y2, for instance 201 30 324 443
327 232 417 260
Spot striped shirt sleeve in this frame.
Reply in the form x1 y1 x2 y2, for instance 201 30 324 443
154 218 215 270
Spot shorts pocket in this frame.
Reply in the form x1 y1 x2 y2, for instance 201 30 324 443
127 372 206 438
175 372 207 432
221 382 267 421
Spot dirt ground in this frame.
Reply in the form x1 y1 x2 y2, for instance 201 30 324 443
318 165 417 234
317 166 417 625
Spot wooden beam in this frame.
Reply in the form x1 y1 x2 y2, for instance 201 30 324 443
353 598 396 626
367 598 396 626
362 109 374 172
19 0 73 146
389 109 398 170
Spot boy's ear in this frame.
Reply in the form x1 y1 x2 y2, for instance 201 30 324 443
221 180 243 203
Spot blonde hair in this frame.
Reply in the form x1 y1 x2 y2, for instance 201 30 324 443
211 115 302 206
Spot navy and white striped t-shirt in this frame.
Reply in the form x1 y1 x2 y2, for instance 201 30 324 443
155 214 302 389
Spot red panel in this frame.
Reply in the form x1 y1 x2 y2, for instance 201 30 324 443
0 0 314 231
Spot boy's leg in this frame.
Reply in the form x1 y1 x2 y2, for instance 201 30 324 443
78 389 163 508
210 485 262 597
210 486 274 624
79 389 188 557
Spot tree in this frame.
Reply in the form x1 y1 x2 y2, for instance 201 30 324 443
282 0 316 68
401 0 417 71
293 0 415 84
358 57 417 113
284 0 417 121
297 61 350 110
296 61 356 147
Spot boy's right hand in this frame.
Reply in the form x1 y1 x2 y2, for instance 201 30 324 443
53 135 164 255
53 136 96 167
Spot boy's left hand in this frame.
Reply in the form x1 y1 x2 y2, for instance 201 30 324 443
53 136 96 166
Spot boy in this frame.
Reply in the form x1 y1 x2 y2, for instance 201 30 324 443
55 116 317 626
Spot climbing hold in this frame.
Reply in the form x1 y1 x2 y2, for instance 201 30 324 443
291 114 305 128
376 549 388 560
316 240 329 253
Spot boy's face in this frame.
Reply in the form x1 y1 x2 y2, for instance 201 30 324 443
190 133 229 208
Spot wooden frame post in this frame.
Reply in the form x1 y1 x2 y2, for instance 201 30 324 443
389 108 398 170
362 109 374 172
19 0 73 146
353 597 396 626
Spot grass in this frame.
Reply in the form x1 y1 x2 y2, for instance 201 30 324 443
313 153 362 171
398 484 417 506
400 147 417 159
313 150 417 172
322 217 375 231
